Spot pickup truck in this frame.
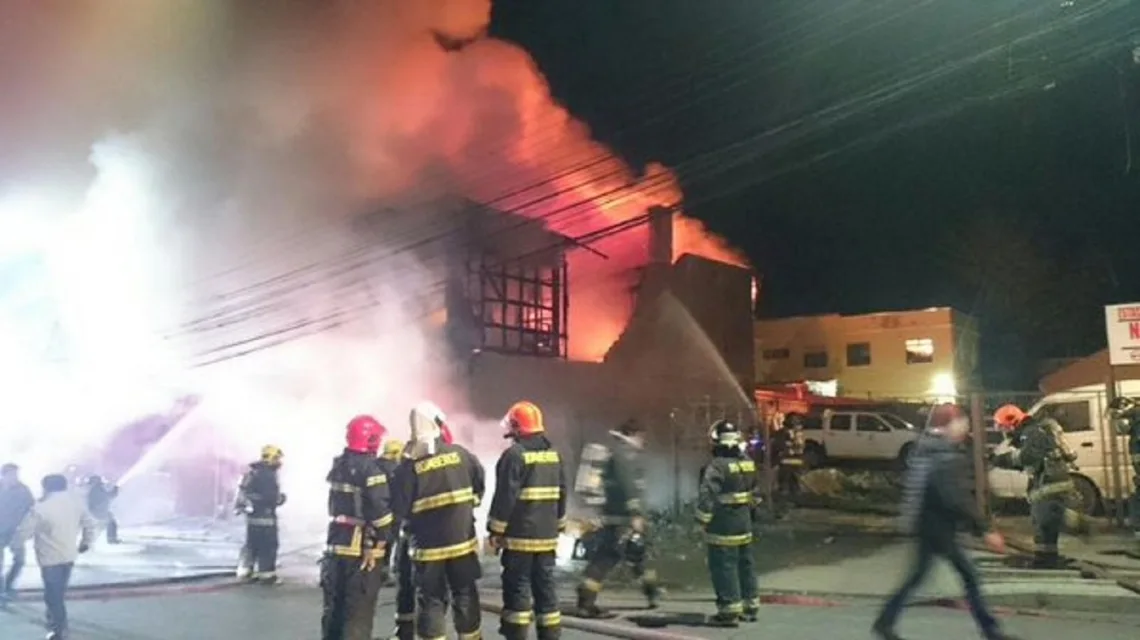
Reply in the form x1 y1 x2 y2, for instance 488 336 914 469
800 410 920 469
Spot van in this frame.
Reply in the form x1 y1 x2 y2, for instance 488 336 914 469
987 382 1137 514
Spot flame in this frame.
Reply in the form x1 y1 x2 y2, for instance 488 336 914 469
0 0 742 365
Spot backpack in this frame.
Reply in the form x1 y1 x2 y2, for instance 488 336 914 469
574 443 612 507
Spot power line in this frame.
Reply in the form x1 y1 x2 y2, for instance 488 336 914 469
129 0 1137 364
170 0 950 301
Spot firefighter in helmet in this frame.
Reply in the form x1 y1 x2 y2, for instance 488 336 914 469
575 418 661 617
991 404 1088 568
321 415 393 640
234 445 287 584
377 439 405 585
83 474 121 544
390 401 485 640
1106 396 1140 540
488 401 568 640
696 420 762 626
388 424 457 640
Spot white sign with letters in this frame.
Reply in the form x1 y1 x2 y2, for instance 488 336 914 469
1105 303 1140 365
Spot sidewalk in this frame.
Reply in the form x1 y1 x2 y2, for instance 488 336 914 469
561 535 1140 614
3 584 1138 640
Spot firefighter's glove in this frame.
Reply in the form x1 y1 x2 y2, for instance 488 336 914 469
361 547 383 572
486 535 504 555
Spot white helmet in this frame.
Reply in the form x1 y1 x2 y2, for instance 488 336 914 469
408 401 446 457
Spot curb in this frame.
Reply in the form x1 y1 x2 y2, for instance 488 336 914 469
909 597 1051 618
479 600 705 640
66 578 244 601
13 572 240 600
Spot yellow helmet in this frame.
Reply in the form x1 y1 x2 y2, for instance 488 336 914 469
260 445 283 465
382 439 405 459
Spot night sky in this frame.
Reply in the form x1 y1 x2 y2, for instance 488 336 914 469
492 0 1140 387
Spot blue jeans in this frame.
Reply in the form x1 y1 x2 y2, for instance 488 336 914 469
876 535 998 636
41 563 73 635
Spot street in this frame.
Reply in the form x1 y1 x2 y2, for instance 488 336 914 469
3 584 1139 640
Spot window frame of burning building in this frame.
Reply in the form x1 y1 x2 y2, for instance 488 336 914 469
448 203 570 359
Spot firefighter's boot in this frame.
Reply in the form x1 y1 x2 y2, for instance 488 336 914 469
575 585 609 618
707 612 740 628
1031 551 1062 570
642 580 662 610
388 621 414 640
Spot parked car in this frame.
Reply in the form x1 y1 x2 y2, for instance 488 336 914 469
986 383 1137 515
800 410 920 469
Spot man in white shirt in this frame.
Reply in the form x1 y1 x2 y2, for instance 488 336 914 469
16 474 95 640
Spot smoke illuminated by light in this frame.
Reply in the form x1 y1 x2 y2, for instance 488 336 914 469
0 0 743 537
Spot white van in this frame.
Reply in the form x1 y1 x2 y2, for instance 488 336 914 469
988 381 1138 514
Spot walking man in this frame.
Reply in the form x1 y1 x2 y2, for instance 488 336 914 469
0 462 34 604
873 404 1018 640
575 419 661 617
16 474 96 640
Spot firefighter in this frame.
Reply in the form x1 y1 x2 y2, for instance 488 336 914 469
83 475 121 544
379 439 405 477
321 415 394 640
487 401 568 640
388 427 456 640
695 420 762 626
390 401 485 640
575 418 661 617
378 439 405 585
234 445 286 584
991 404 1088 568
771 414 806 513
1106 396 1140 540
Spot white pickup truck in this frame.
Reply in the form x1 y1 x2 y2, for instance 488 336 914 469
800 410 920 469
987 382 1137 515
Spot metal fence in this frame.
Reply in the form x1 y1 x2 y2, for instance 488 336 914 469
649 389 1135 528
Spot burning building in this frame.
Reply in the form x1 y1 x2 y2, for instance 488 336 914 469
435 204 758 510
0 0 758 526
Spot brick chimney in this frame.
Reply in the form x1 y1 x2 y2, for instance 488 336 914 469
647 205 674 266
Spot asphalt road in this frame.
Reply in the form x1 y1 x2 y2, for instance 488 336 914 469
3 585 1138 640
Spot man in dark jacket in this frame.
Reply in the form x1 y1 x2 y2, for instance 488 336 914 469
391 400 486 640
991 404 1088 568
575 419 660 617
235 445 286 584
0 463 35 602
696 420 763 627
321 416 392 640
873 404 1018 640
488 401 568 640
83 475 120 545
377 438 404 586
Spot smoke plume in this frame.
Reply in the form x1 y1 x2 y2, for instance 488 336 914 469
0 1 740 529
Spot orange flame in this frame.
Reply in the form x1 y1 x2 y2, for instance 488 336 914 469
0 0 746 363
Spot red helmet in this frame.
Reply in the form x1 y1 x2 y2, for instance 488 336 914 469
993 404 1027 431
346 415 385 454
502 401 544 438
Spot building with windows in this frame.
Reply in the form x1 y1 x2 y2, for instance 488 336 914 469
753 307 979 400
